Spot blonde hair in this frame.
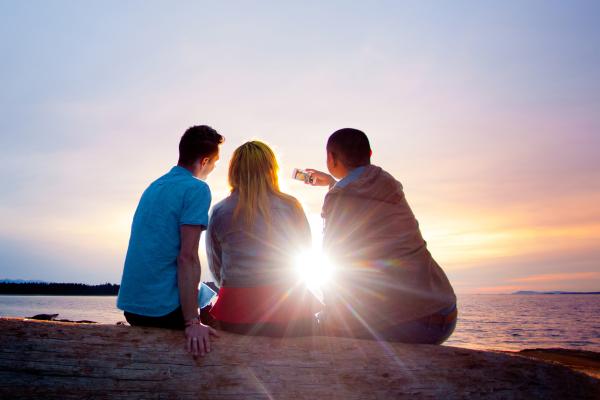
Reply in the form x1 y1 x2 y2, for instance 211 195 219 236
228 141 299 227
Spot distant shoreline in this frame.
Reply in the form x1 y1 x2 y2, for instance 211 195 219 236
0 282 119 296
0 293 118 296
0 281 220 296
512 290 600 295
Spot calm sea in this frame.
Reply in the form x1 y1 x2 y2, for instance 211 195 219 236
1 294 598 352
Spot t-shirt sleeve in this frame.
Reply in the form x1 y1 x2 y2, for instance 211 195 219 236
180 183 211 228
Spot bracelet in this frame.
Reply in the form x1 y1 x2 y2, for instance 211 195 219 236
185 316 201 327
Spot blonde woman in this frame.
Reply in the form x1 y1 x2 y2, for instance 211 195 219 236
206 141 322 336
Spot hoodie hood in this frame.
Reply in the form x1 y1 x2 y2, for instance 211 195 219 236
328 165 405 205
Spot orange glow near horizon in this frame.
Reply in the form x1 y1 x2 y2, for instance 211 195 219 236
424 222 600 268
510 272 600 283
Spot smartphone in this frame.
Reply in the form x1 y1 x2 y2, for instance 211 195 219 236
292 168 314 184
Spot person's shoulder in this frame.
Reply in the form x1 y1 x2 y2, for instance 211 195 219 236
139 171 173 199
373 165 398 180
371 165 404 190
347 165 400 187
273 192 302 210
211 197 227 212
325 165 403 202
183 177 211 195
146 170 172 188
210 195 235 216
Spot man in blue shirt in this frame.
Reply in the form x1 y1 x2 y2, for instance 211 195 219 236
117 125 223 357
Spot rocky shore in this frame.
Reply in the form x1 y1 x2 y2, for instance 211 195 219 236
513 348 600 380
0 317 598 399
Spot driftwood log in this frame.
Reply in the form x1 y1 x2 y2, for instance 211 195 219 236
0 317 598 399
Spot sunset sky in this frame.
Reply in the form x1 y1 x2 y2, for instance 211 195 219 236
1 1 599 293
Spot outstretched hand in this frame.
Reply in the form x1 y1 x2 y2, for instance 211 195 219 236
305 169 336 187
185 322 219 357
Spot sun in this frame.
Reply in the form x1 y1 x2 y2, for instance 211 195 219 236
294 248 335 295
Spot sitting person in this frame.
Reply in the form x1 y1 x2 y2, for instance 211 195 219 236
117 125 223 357
307 128 457 344
207 141 322 336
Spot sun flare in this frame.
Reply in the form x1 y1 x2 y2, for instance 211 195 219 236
294 248 335 292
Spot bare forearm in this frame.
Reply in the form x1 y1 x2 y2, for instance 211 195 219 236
177 255 200 321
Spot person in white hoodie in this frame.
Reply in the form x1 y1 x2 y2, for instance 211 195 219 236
307 128 456 344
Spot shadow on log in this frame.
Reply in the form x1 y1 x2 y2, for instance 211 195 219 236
0 317 598 399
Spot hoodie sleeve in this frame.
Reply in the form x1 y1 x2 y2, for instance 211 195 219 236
206 208 223 286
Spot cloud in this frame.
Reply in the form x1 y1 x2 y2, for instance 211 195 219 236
474 285 529 294
447 247 600 294
510 272 600 283
0 236 119 284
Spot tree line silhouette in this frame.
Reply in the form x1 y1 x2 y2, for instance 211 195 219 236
0 282 119 295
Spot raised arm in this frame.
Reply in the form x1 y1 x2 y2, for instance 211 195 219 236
305 168 336 188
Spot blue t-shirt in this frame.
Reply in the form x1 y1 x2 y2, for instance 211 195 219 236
117 166 212 317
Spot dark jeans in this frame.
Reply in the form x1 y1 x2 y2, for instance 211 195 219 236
321 303 457 344
374 304 457 344
124 307 185 330
124 306 215 330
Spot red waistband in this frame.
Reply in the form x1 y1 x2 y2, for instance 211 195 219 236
210 285 323 325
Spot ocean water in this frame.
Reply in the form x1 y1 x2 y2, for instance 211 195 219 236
1 294 598 352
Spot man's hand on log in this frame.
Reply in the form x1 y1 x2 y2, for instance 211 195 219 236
185 322 219 357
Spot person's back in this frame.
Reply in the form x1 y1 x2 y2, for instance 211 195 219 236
307 128 456 344
208 193 309 287
207 141 322 336
118 167 211 317
322 165 456 333
117 125 223 358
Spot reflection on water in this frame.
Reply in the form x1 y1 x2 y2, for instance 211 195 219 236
0 295 122 325
1 294 598 352
445 294 600 351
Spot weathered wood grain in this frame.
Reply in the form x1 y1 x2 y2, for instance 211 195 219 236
0 317 597 399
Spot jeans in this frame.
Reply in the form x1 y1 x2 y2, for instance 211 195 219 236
322 303 457 345
371 303 457 344
124 306 185 330
124 305 215 330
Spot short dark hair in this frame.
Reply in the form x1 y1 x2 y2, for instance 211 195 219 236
326 128 371 168
178 125 224 166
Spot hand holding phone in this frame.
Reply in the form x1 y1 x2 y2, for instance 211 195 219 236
292 168 315 184
303 169 336 187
